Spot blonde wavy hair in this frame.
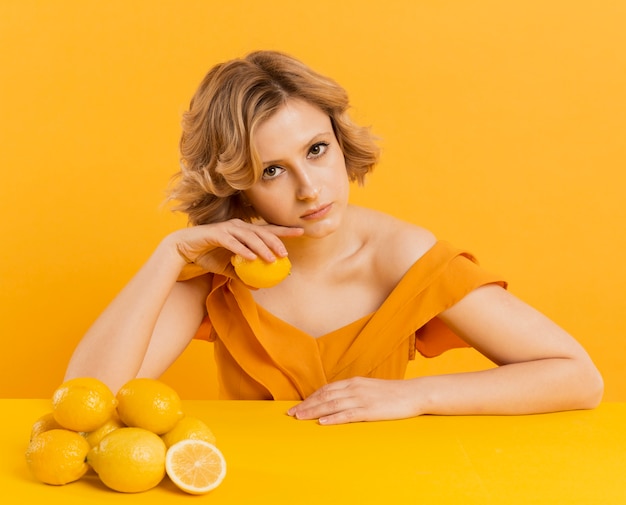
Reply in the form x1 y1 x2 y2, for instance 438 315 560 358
168 50 380 225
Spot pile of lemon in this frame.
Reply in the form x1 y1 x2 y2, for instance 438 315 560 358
25 377 226 494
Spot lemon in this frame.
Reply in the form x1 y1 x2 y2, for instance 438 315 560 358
161 416 217 448
30 412 64 440
116 378 183 434
25 428 90 485
87 427 166 493
231 254 291 288
51 377 117 432
83 415 125 447
165 439 227 494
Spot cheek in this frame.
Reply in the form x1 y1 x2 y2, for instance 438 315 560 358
333 164 351 195
244 190 289 223
243 186 267 207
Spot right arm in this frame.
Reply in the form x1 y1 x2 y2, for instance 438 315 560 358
64 237 195 394
64 220 303 394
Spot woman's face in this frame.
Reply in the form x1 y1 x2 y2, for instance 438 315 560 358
244 99 350 238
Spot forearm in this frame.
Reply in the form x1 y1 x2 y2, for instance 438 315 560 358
412 357 603 416
64 236 187 391
418 285 604 416
290 355 602 425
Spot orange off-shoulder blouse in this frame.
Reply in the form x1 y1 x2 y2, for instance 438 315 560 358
180 241 506 400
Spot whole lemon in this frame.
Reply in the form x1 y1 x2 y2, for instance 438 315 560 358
83 415 125 447
51 377 117 432
30 412 64 441
231 254 291 288
161 416 217 448
87 427 166 493
116 378 183 435
25 429 90 485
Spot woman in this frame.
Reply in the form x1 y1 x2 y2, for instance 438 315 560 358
65 50 603 424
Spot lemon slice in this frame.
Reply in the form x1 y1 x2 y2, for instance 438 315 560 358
165 439 227 494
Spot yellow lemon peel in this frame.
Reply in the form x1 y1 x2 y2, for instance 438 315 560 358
231 254 291 288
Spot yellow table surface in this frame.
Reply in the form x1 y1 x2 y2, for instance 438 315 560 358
3 400 625 504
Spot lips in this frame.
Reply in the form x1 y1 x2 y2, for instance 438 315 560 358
301 203 332 220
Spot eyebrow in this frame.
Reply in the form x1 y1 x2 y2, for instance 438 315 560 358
260 131 333 167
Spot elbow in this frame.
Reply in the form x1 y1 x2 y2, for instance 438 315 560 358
576 362 604 410
587 370 605 409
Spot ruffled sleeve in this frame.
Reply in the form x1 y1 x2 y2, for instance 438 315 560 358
412 247 507 358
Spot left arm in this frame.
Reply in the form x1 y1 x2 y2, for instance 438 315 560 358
288 285 603 424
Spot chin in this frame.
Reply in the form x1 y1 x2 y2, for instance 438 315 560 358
302 218 343 238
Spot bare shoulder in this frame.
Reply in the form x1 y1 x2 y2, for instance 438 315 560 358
352 206 437 283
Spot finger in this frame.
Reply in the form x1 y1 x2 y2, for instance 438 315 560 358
292 397 356 422
246 231 289 261
216 233 261 261
318 408 367 425
286 381 348 416
289 385 356 420
212 221 276 261
264 225 305 238
228 223 301 261
287 380 354 414
254 226 304 259
232 233 276 261
296 398 376 425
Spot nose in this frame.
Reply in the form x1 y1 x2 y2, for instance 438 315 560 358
295 169 320 201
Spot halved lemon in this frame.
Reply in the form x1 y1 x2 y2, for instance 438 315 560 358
165 439 226 494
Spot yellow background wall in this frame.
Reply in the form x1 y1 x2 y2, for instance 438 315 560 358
1 1 624 400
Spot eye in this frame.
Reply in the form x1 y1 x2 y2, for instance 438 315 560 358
262 165 284 180
307 142 329 159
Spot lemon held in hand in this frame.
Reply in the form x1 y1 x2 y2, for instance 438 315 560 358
231 254 291 288
51 377 117 432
